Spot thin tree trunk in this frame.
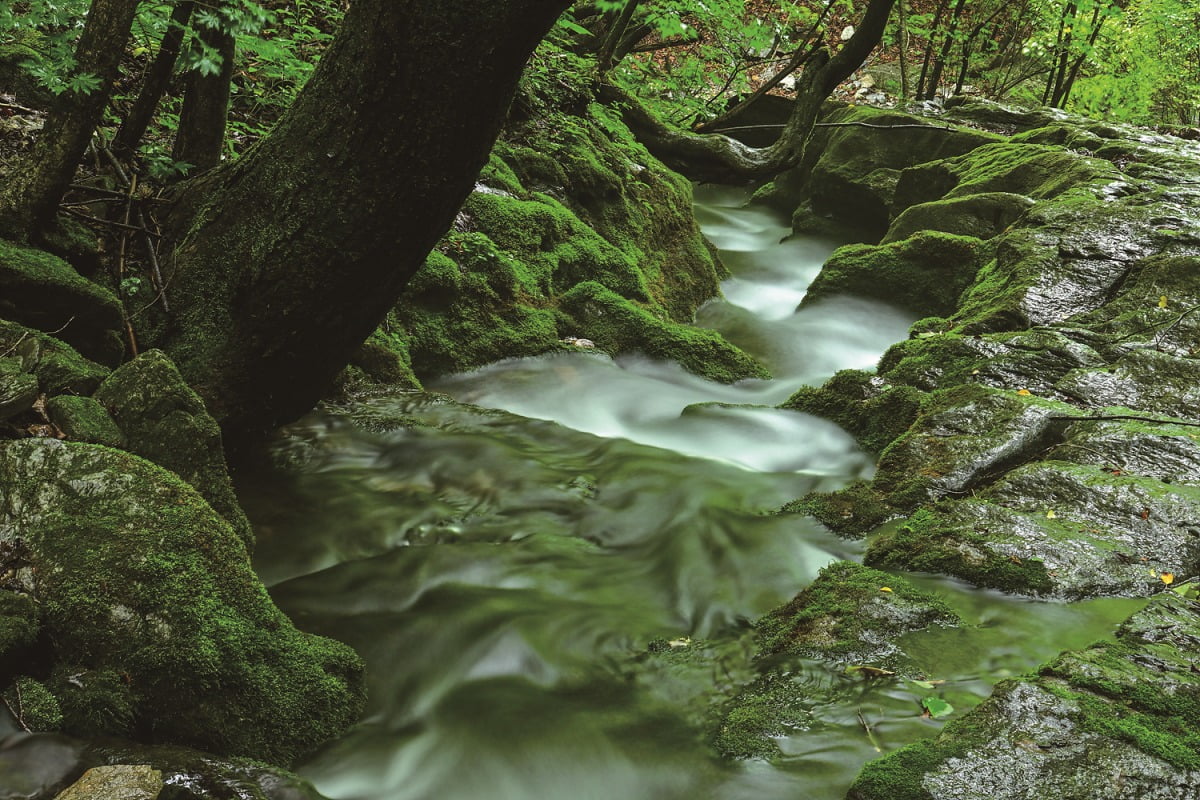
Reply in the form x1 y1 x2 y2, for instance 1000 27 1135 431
898 0 910 98
113 0 196 160
606 0 898 183
597 0 640 72
916 0 950 99
1058 4 1106 107
926 0 966 99
153 0 571 435
173 14 236 171
0 0 141 240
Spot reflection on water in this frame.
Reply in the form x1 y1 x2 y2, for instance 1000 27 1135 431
244 186 1141 800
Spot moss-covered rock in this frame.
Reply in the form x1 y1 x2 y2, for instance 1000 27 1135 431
756 561 960 672
848 594 1200 799
883 192 1034 243
803 232 990 317
0 590 39 685
0 438 365 764
0 357 38 420
784 480 896 537
94 350 251 547
781 368 925 455
0 238 124 366
45 395 124 447
559 281 767 383
0 319 110 396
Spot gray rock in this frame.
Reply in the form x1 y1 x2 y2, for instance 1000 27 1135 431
52 765 162 800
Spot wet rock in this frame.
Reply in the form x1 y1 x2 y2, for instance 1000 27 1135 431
756 561 960 673
52 765 162 800
1056 348 1200 418
849 594 1200 799
0 321 109 397
882 192 1034 243
0 439 365 764
94 350 251 546
0 360 38 421
0 239 124 367
44 396 123 448
940 98 1072 133
803 232 990 317
782 368 925 455
1050 417 1200 485
868 460 1200 598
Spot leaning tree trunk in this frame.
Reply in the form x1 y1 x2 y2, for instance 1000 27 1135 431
0 0 141 240
173 10 236 171
154 0 570 436
602 0 896 184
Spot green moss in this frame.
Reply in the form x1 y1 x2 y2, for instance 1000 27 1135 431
559 281 767 383
2 439 365 764
48 666 135 737
0 319 110 395
805 232 989 317
783 368 926 454
2 677 62 732
94 350 252 547
0 238 125 366
883 192 1034 244
755 561 959 665
45 395 124 447
865 508 1054 595
0 591 39 685
877 334 989 391
346 326 422 391
711 673 811 760
784 480 895 537
848 738 944 800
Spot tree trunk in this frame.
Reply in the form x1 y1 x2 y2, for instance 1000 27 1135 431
925 0 967 99
173 14 237 171
603 0 897 184
153 0 571 436
113 0 196 161
0 0 141 240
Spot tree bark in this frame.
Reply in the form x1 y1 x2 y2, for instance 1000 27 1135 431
604 0 896 184
173 12 237 171
0 0 141 240
113 0 196 161
153 0 571 436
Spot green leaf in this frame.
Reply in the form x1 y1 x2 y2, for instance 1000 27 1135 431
921 696 954 719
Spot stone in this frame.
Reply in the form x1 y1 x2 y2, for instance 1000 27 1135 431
883 191 1035 243
0 320 110 397
0 439 365 764
0 733 85 800
0 359 37 421
94 350 252 546
53 765 163 800
0 239 124 367
44 395 123 448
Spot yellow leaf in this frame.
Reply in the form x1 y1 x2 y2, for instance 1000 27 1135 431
1016 389 1032 396
1161 572 1175 585
879 586 893 593
1159 295 1169 309
1046 509 1057 519
1150 568 1160 577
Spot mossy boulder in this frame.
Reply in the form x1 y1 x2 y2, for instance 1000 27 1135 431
765 104 1002 238
883 192 1034 243
0 438 365 764
0 358 38 420
0 590 40 685
559 281 767 383
756 561 960 673
803 232 990 317
1 677 62 732
0 319 110 396
849 594 1200 799
782 368 925 455
45 395 123 447
0 238 124 366
94 350 251 546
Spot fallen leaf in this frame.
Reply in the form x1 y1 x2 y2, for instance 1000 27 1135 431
1159 295 1169 308
1046 509 1057 519
846 665 895 678
920 696 954 719
879 586 893 593
1161 572 1175 585
1141 508 1151 521
1016 389 1032 396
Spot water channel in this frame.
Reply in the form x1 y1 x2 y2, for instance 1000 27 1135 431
242 186 1144 799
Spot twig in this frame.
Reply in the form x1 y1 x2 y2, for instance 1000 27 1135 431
137 206 169 314
60 207 162 236
0 101 41 115
1050 413 1200 428
857 710 882 752
708 121 956 135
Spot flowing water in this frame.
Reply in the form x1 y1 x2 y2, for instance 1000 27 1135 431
243 186 1144 800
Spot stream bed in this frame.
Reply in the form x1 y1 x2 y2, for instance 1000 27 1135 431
241 186 1145 799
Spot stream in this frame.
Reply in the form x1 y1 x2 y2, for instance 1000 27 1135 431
241 185 1145 800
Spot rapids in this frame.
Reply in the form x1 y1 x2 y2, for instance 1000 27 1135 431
242 186 1142 800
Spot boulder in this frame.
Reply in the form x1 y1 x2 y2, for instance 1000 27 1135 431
0 439 364 764
94 351 251 546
